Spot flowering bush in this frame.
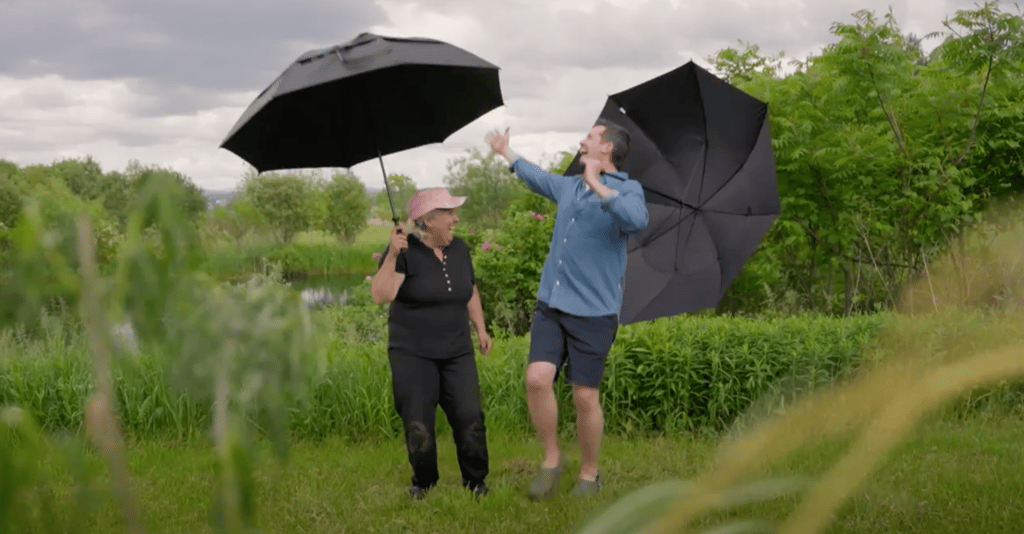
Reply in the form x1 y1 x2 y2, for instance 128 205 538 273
470 187 557 336
324 275 388 342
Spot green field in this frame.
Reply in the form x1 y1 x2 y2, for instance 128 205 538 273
5 208 1024 534
5 305 1024 533
199 225 393 281
12 417 1022 533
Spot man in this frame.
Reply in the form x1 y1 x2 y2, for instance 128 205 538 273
485 120 648 498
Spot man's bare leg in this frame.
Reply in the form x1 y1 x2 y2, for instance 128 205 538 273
525 361 560 468
572 384 602 481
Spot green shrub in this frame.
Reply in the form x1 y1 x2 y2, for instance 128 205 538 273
605 314 884 435
266 243 378 278
320 279 389 346
202 241 379 280
6 311 1023 443
467 186 558 336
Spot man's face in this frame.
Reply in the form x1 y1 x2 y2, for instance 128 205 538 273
579 125 609 159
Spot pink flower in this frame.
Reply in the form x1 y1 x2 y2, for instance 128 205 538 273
481 242 492 251
469 229 476 234
372 252 382 259
365 275 372 280
530 212 545 221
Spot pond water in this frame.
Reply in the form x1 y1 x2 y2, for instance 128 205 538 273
289 273 366 293
288 273 367 308
111 273 370 354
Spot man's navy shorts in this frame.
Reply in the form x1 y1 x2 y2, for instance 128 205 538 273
527 300 619 389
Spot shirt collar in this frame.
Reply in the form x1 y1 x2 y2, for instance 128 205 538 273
584 171 627 191
411 233 455 250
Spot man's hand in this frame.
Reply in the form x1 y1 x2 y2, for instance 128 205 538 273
580 154 616 199
580 154 602 178
485 128 512 161
580 154 604 186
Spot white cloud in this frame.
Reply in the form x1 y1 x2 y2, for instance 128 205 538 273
0 74 256 189
0 0 997 192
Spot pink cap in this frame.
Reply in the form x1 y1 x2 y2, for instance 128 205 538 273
407 187 467 220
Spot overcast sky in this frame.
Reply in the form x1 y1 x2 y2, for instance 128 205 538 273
0 0 987 192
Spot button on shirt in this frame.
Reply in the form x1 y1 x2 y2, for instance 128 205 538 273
510 158 649 317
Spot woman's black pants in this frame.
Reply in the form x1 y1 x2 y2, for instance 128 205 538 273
388 350 489 490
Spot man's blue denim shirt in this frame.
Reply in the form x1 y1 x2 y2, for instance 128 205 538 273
510 157 649 318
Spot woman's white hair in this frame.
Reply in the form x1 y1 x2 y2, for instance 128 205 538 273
406 212 433 240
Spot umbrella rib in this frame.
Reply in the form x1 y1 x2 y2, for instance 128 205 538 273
699 160 754 210
630 217 688 252
696 77 709 209
697 207 776 216
707 212 727 294
675 213 697 272
641 186 697 211
697 115 766 209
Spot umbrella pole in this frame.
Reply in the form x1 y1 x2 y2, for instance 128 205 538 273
332 48 401 227
376 148 407 252
376 146 400 226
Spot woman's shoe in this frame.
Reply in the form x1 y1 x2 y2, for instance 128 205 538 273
408 485 430 500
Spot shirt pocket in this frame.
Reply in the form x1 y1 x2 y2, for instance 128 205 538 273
578 195 620 239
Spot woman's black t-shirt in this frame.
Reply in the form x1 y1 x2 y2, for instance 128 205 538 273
378 234 475 359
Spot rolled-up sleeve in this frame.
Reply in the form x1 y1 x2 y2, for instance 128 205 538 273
510 158 567 202
601 181 648 235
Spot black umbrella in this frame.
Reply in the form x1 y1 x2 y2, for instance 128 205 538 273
220 32 503 224
565 61 779 324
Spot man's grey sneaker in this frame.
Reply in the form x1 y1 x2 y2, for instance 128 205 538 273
570 475 601 497
527 458 565 500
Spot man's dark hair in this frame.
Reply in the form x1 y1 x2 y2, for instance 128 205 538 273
596 119 631 169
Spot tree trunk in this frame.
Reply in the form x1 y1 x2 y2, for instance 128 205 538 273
842 263 854 315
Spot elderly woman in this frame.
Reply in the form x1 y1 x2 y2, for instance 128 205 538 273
371 187 494 500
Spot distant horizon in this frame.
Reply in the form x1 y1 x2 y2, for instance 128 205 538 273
201 186 384 210
202 186 385 195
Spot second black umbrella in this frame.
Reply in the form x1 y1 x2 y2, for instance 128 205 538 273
565 61 780 323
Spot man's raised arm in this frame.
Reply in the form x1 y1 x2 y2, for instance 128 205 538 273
486 128 567 202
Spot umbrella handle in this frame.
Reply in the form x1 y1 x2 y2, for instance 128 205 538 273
394 223 407 252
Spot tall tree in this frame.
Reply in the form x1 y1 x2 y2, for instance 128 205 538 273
125 160 208 221
708 3 1024 315
443 148 526 230
206 198 266 249
705 40 785 85
374 173 416 222
244 174 312 244
0 177 21 230
323 171 371 245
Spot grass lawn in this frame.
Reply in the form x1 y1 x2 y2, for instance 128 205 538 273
199 225 392 280
34 416 1024 534
351 222 392 247
285 225 392 247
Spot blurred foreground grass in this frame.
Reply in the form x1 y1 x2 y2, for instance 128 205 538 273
15 417 1023 534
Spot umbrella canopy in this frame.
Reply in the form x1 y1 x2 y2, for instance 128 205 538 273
220 32 503 221
565 61 779 324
